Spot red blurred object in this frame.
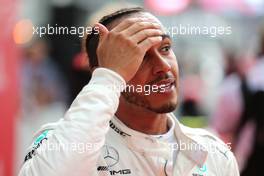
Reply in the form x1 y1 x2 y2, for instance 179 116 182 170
72 52 89 70
145 0 191 15
0 0 20 176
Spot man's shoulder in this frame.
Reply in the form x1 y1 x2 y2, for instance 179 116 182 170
32 121 60 138
181 125 227 145
180 124 234 161
178 124 239 175
23 121 59 162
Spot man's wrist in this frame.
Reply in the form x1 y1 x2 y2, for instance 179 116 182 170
89 68 127 93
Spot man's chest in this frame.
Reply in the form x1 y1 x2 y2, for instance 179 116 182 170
95 144 218 176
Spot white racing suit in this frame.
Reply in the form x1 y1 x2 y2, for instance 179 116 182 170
19 68 239 176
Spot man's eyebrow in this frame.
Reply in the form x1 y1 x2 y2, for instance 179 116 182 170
161 34 172 40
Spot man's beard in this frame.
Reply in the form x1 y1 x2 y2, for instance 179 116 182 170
121 92 177 114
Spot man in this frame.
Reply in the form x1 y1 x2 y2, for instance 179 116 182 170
19 7 239 176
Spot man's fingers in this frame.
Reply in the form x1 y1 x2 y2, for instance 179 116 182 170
112 18 145 32
122 21 161 36
95 23 109 41
138 36 162 52
130 29 162 44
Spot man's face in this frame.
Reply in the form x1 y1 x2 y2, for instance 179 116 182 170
113 12 179 113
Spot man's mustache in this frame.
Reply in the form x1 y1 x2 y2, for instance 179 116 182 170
147 73 175 85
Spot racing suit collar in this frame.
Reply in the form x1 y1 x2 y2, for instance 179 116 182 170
111 113 208 168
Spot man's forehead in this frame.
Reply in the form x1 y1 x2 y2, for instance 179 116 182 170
108 12 166 32
134 12 162 25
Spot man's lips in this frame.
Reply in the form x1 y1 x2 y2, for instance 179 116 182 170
152 78 175 87
152 78 176 93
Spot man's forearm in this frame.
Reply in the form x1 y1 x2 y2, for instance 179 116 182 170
19 68 126 176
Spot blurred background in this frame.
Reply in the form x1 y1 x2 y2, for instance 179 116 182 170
0 0 264 175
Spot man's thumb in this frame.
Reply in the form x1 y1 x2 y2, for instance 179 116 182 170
95 23 108 40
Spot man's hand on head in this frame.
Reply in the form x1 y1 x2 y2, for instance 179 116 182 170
95 18 163 82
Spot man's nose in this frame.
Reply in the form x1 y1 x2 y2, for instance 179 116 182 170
152 55 171 75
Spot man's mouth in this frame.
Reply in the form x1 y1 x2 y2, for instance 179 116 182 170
159 82 176 92
153 78 176 93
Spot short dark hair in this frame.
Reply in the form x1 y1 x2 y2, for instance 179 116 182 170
85 7 145 70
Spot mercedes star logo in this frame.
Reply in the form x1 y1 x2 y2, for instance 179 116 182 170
103 145 119 167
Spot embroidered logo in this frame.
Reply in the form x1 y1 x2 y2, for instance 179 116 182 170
192 164 207 176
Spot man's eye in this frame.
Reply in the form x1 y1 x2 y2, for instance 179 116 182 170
160 45 171 53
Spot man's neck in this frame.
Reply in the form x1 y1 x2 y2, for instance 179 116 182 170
115 97 169 135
